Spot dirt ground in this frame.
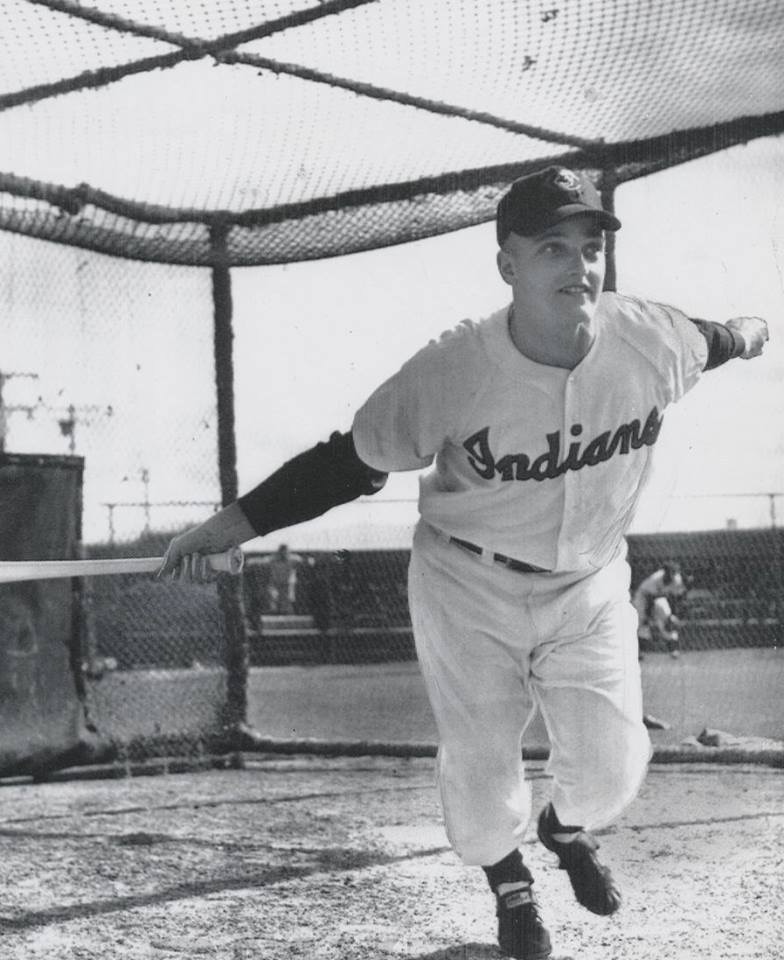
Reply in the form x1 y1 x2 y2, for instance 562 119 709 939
0 756 781 960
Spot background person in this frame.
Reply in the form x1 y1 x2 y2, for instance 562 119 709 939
264 543 303 615
633 562 688 658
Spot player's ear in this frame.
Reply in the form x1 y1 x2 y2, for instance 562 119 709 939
496 247 515 286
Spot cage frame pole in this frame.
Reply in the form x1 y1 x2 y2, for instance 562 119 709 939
209 224 257 752
599 167 618 292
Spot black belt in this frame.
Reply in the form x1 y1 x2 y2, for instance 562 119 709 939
449 536 550 574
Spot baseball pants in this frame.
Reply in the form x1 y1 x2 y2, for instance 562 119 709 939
633 593 674 637
408 521 651 867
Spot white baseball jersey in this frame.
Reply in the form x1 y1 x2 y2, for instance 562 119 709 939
635 568 686 601
353 292 707 573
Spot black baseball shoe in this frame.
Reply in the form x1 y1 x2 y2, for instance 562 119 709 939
494 875 552 959
536 803 622 916
643 712 670 730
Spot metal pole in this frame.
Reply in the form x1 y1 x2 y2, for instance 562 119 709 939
68 404 76 455
0 372 6 453
599 168 618 292
141 468 151 533
0 371 40 453
209 223 250 746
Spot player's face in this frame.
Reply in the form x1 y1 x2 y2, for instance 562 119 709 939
497 215 606 330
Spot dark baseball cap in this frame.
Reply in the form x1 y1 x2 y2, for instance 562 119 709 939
496 166 621 245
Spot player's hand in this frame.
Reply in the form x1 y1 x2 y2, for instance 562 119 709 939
156 502 256 583
725 316 769 359
157 526 223 583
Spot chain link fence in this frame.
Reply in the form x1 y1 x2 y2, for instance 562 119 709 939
243 504 783 661
0 230 237 764
1 221 781 763
241 511 783 750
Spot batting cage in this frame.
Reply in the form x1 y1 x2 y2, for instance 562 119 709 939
0 0 783 780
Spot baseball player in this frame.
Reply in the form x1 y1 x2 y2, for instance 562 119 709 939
633 562 688 657
264 542 302 615
158 166 768 959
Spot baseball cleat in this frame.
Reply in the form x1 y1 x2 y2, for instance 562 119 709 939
537 803 622 916
643 713 670 730
495 876 552 959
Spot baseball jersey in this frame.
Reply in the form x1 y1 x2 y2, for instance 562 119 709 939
352 292 708 573
635 569 686 600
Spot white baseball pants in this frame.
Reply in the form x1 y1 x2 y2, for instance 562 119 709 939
408 521 651 867
633 592 675 640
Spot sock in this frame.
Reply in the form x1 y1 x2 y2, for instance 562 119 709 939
482 848 531 891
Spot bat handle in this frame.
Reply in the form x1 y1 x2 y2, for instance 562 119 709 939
207 546 245 576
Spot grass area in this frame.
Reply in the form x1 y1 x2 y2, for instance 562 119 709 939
78 646 783 756
247 647 784 747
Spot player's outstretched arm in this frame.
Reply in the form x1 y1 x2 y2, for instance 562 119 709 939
690 316 769 369
724 316 769 359
157 430 387 582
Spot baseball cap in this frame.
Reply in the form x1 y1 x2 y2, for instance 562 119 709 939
496 166 622 245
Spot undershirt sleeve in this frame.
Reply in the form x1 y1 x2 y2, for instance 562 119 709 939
236 430 388 536
689 318 746 370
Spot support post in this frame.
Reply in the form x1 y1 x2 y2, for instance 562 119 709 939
209 224 251 750
599 169 618 292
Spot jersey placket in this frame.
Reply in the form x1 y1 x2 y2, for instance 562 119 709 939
555 369 579 570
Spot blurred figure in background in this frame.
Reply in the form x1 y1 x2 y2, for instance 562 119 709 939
633 562 688 659
265 543 303 615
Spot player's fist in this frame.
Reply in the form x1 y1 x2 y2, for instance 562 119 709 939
157 526 224 583
156 502 255 582
725 316 769 359
158 541 216 583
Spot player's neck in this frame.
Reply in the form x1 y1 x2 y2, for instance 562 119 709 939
507 304 595 370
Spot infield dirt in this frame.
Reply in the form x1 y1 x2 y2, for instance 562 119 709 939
0 756 781 959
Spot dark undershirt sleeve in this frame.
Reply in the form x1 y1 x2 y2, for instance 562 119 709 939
689 318 746 370
236 430 388 537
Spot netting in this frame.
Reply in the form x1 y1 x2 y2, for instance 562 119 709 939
0 0 782 265
243 527 784 753
0 229 241 763
246 533 784 666
244 547 413 665
0 1 782 772
629 529 784 652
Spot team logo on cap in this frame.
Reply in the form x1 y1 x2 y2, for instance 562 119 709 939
551 168 582 198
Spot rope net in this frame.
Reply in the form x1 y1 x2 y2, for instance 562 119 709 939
0 0 782 265
0 229 232 768
0 1 782 771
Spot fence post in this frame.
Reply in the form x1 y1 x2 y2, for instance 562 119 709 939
209 224 252 751
599 167 618 293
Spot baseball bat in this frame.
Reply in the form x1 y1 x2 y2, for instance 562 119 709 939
0 546 244 583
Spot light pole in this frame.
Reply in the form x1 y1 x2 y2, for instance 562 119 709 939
0 371 39 452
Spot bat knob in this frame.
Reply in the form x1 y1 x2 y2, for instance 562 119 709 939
227 546 245 576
